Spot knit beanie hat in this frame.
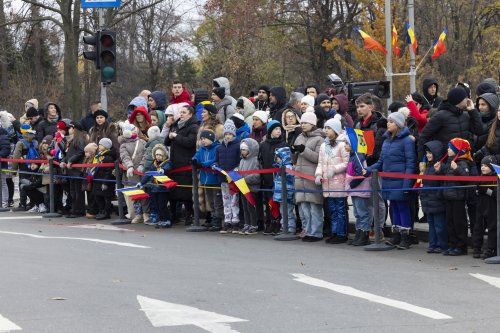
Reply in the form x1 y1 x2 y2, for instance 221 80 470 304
267 119 283 134
448 138 471 156
305 106 315 113
147 126 161 140
257 85 270 94
447 87 468 105
411 92 429 106
398 107 410 119
324 118 342 135
99 138 113 150
212 87 225 100
203 103 217 116
84 142 98 155
42 135 53 145
223 119 236 136
20 123 32 134
93 109 108 119
316 93 330 105
387 112 405 128
200 129 216 142
26 107 39 118
253 110 268 124
57 121 67 131
481 155 498 171
387 101 406 113
193 88 210 105
301 95 315 107
300 112 317 125
231 113 245 129
69 121 84 131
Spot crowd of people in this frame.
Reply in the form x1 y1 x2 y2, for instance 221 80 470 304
0 77 499 259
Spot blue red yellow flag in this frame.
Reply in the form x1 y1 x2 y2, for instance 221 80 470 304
154 175 178 188
354 26 387 55
213 166 255 206
392 24 401 57
406 22 418 53
346 128 368 154
431 27 448 60
118 187 150 200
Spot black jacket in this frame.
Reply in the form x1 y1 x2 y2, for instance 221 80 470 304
269 87 287 121
420 141 446 214
259 134 287 187
418 101 483 160
61 137 87 177
92 149 116 197
422 78 443 109
436 157 474 201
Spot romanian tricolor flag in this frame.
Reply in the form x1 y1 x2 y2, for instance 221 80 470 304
492 164 500 179
153 175 178 188
406 22 418 53
119 187 150 201
431 27 447 60
213 166 255 206
392 24 401 57
354 26 387 55
346 128 375 156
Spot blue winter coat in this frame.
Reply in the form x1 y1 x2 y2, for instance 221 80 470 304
273 147 294 203
420 140 446 214
193 141 221 185
139 160 173 193
214 139 240 182
366 127 416 201
235 123 250 141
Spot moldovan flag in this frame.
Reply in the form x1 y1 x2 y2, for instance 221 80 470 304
392 24 401 57
154 175 178 188
354 26 387 55
431 27 448 60
346 128 375 155
213 166 255 206
119 187 150 200
406 22 418 53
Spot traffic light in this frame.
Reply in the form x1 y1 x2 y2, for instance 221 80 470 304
99 30 116 83
82 31 101 69
347 81 390 100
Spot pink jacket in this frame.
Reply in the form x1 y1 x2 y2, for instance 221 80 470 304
345 160 371 198
315 132 349 198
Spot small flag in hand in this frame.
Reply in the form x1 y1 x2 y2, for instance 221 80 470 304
154 175 178 188
119 187 150 201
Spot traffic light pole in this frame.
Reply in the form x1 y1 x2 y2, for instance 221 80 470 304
99 8 108 112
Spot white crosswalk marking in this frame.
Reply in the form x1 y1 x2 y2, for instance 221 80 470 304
470 273 500 289
0 313 22 331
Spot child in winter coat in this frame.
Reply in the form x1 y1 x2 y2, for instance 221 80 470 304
12 124 38 211
434 138 474 256
420 141 448 253
91 138 116 220
139 144 173 228
273 147 296 234
472 155 498 259
238 138 261 235
315 117 349 244
364 112 416 250
214 120 241 233
83 142 98 218
292 112 325 242
23 163 47 213
344 139 372 246
192 130 222 231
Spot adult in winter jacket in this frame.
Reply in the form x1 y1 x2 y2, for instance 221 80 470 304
119 122 147 223
38 102 62 143
236 96 256 128
292 112 325 241
472 93 500 153
422 78 443 109
365 112 416 249
80 101 101 132
331 94 354 128
281 109 302 146
269 86 287 121
0 126 11 207
249 111 268 143
418 87 483 160
213 77 237 108
406 93 430 133
148 91 167 112
254 85 270 111
212 87 236 124
474 101 500 162
88 109 118 155
129 106 151 142
165 105 199 224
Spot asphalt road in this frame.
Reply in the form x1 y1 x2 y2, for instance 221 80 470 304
0 212 499 333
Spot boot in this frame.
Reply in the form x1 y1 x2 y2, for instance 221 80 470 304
271 220 281 235
263 221 273 235
124 196 136 220
397 229 411 250
386 226 401 247
472 248 482 259
482 248 497 259
348 229 361 245
352 231 370 246
184 214 193 226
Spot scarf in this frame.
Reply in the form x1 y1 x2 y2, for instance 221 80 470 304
87 150 108 179
48 115 59 123
177 119 187 129
324 137 336 155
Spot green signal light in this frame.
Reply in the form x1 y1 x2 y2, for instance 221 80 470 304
102 66 115 79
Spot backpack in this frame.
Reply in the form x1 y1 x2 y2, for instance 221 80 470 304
19 139 39 167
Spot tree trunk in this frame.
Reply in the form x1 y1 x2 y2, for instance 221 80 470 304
31 5 43 98
0 0 8 105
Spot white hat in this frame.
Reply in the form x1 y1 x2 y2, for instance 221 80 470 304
253 110 268 124
300 112 317 126
324 118 342 135
301 95 315 107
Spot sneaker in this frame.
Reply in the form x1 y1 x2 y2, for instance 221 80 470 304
86 213 96 219
232 226 241 234
38 203 48 213
239 225 250 235
156 221 171 229
145 220 158 226
27 205 39 213
298 229 307 239
7 199 14 207
472 248 482 259
131 215 143 224
220 224 232 234
208 225 222 232
245 227 258 235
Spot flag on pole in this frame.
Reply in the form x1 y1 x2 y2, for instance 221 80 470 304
354 26 387 55
345 127 377 156
392 24 401 57
212 166 255 206
406 22 418 53
431 27 448 60
153 175 178 188
119 187 150 200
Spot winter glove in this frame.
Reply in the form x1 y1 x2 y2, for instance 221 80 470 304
158 168 165 174
315 176 322 186
137 166 144 174
294 144 305 153
127 167 134 178
102 184 108 191
486 188 493 196
59 162 66 168
136 182 143 189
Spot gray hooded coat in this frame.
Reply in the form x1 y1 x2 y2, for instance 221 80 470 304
238 138 261 187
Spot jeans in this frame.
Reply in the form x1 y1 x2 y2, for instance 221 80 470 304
326 197 347 236
427 212 448 250
299 202 324 238
205 188 223 224
352 196 372 231
279 201 296 233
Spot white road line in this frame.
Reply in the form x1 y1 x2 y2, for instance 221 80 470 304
470 273 500 289
68 224 134 232
292 273 452 320
0 216 43 220
0 313 22 331
0 231 150 249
